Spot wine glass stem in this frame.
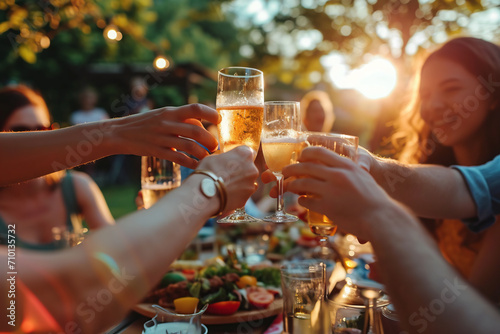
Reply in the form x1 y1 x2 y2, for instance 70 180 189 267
275 173 285 213
320 237 328 300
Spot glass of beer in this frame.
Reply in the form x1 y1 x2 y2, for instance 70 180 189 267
141 156 181 209
261 101 301 223
303 132 358 256
216 67 264 223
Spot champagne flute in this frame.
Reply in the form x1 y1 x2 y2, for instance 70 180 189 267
261 101 301 223
216 67 264 223
304 132 358 297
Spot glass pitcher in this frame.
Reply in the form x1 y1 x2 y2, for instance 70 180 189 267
143 304 208 334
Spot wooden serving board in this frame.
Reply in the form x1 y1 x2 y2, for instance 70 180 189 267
133 299 282 325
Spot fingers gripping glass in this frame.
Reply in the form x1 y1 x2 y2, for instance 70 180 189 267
261 101 301 223
216 67 264 224
303 132 358 299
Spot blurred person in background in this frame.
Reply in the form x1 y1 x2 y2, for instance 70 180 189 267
108 77 154 185
70 86 109 125
0 85 115 250
300 90 335 132
389 37 500 300
70 86 110 179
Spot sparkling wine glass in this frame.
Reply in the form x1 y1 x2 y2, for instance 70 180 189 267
304 132 358 297
261 101 301 223
216 67 264 223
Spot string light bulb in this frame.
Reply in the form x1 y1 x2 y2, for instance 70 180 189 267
104 25 120 41
153 55 170 70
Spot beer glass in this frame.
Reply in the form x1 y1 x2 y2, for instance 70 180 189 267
216 67 264 223
141 157 181 209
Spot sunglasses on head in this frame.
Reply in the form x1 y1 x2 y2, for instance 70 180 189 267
8 125 52 132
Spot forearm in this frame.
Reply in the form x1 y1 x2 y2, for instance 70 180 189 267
367 203 500 333
370 157 476 219
0 120 118 185
20 175 217 332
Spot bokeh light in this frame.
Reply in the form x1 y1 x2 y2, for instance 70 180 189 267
154 55 170 70
104 25 120 41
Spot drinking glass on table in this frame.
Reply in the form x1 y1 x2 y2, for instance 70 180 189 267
261 101 301 223
281 261 327 334
216 66 264 223
141 156 181 209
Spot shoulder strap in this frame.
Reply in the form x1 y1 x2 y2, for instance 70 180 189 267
61 171 81 228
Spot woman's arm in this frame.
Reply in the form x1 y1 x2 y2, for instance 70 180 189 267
2 146 258 332
0 104 219 185
71 171 115 229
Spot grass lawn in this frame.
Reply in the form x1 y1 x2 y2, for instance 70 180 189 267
100 184 140 219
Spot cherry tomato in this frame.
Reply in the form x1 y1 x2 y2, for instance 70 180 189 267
181 269 196 281
206 301 241 315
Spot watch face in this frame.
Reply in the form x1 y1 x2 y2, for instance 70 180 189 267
201 178 217 197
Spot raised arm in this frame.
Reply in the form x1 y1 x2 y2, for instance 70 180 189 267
0 104 219 185
283 147 500 334
358 147 477 220
1 146 258 333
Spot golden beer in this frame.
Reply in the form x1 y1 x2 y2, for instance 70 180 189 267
217 105 264 154
142 185 175 209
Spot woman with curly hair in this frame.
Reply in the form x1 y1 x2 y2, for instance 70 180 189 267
390 37 500 301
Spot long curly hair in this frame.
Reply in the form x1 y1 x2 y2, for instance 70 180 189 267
391 37 500 166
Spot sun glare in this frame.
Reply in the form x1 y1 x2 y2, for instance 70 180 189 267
352 58 398 99
328 56 397 99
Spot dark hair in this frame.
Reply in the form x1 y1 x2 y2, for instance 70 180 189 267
0 85 51 130
392 37 500 166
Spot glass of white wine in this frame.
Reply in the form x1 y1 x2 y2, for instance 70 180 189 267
141 157 181 209
216 67 264 223
261 101 301 223
303 132 358 250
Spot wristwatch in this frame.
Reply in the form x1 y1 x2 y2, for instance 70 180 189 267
190 170 227 217
200 178 217 198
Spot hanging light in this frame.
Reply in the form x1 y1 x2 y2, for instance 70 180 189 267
104 25 120 41
153 55 170 70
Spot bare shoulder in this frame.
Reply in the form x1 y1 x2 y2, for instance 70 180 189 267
68 171 100 199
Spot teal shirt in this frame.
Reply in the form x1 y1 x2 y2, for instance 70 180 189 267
0 171 81 251
453 155 500 233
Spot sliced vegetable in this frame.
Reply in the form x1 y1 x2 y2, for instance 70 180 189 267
174 297 199 314
236 275 257 289
206 301 241 315
247 289 275 309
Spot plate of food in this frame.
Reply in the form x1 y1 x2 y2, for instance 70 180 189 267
135 258 283 325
